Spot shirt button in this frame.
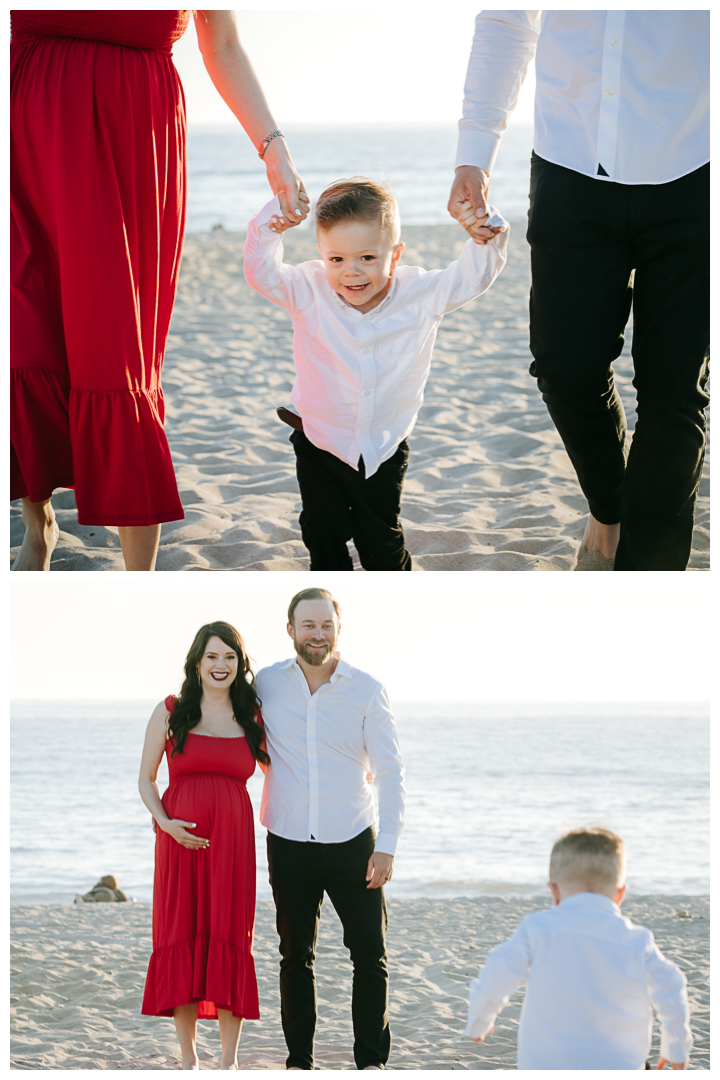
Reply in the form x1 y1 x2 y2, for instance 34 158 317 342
610 39 618 47
360 347 369 355
362 390 372 397
603 89 613 98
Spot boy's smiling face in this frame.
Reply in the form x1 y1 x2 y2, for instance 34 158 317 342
317 218 404 314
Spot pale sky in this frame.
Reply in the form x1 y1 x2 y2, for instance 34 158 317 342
173 8 536 126
11 575 709 703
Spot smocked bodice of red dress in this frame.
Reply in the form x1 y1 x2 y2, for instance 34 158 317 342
10 10 191 55
164 695 260 785
166 731 257 785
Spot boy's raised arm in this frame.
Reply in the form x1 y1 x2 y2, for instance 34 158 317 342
466 922 531 1042
420 216 509 318
243 196 311 314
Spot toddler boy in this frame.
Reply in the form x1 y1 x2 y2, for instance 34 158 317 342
466 828 692 1069
243 177 507 570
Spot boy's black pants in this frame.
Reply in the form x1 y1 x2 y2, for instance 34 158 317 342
267 827 390 1071
527 155 709 570
290 430 412 571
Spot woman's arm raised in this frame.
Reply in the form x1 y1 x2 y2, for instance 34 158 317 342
193 11 309 226
138 701 209 850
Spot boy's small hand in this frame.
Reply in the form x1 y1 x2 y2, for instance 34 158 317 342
458 200 501 246
269 214 295 234
656 1060 687 1070
472 1024 494 1043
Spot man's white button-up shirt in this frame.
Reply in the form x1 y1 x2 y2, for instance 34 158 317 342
466 892 693 1070
256 656 405 855
456 10 709 185
244 196 508 477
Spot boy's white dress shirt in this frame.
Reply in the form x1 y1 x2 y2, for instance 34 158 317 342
457 10 709 185
466 892 692 1070
256 656 405 856
244 196 508 477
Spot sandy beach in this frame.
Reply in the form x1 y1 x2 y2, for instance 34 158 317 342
9 223 709 571
10 894 708 1070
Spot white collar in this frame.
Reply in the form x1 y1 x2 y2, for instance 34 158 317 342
284 653 354 680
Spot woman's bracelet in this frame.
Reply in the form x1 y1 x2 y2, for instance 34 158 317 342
258 130 284 160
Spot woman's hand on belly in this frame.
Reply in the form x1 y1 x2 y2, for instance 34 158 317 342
158 818 210 850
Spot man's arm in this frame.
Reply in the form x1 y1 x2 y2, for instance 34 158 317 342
449 11 540 237
467 924 532 1041
363 684 405 888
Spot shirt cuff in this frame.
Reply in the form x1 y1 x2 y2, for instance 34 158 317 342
455 128 502 175
659 1034 691 1067
466 995 497 1040
374 831 399 857
254 193 282 230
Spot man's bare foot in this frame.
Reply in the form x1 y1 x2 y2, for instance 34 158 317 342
181 1057 199 1070
11 499 59 571
576 513 620 561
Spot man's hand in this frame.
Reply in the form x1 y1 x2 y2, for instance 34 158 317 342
472 1024 494 1044
448 166 499 245
656 1060 688 1070
366 851 394 889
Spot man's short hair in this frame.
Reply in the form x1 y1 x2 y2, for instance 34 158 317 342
315 177 400 244
549 828 626 891
288 588 341 627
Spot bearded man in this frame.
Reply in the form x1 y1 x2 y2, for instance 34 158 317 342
256 587 405 1071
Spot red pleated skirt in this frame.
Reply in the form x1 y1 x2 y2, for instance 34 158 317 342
10 34 186 525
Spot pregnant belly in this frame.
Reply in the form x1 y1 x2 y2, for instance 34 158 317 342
162 774 252 842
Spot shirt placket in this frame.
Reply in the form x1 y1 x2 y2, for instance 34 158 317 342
355 323 377 473
595 10 626 180
306 692 320 839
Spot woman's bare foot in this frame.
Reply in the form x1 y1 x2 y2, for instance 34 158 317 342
577 513 620 560
11 497 59 571
181 1057 199 1070
220 1061 237 1070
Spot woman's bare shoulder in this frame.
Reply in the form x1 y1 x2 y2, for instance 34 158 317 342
148 698 173 730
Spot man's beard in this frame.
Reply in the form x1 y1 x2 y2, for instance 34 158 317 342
295 640 333 666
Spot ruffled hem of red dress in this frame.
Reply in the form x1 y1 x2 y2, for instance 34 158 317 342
141 935 260 1020
11 367 184 525
10 367 74 502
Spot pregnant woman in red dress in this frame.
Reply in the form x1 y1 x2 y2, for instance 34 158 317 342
139 621 269 1070
10 10 308 570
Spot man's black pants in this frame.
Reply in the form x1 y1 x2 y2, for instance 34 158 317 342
290 430 412 571
527 155 709 570
267 827 390 1070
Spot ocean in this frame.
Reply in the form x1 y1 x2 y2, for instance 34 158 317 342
10 700 708 906
185 121 535 233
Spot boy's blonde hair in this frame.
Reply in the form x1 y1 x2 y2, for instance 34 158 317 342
549 828 626 891
315 177 400 244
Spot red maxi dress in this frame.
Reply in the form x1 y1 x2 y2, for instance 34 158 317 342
10 11 188 525
142 698 261 1019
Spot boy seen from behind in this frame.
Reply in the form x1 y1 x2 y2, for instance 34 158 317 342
467 828 692 1070
243 178 507 571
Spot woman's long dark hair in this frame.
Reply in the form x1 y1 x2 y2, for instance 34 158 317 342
169 621 269 765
